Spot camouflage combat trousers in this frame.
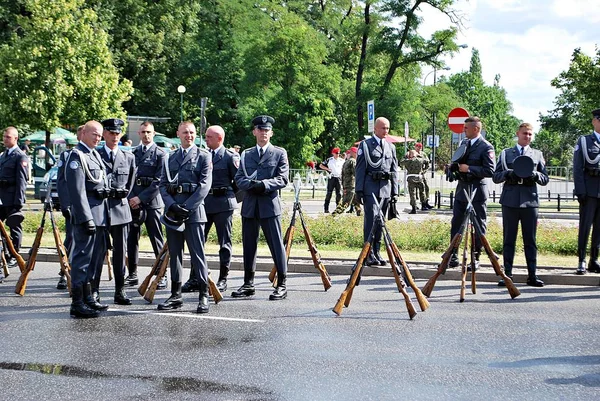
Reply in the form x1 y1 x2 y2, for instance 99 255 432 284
332 188 362 216
408 181 425 207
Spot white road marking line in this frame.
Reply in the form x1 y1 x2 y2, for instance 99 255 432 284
114 309 264 323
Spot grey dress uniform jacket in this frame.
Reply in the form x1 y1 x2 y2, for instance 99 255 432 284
235 146 289 218
355 136 399 199
129 143 165 210
493 146 549 207
573 133 600 198
205 147 239 214
98 147 136 225
57 150 72 212
0 147 29 207
454 137 495 203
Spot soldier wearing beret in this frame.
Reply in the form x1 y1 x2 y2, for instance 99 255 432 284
182 125 239 293
332 146 361 216
126 121 166 289
573 108 600 275
0 127 29 271
320 147 344 213
355 117 399 267
445 116 495 270
158 121 212 313
91 118 136 305
65 121 110 318
232 115 290 300
493 122 549 287
414 142 433 210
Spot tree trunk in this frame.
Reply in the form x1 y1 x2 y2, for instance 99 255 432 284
355 3 371 135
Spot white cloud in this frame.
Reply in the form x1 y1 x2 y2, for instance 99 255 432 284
552 0 600 23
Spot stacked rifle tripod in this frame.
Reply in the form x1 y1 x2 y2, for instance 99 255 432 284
333 195 430 319
269 185 332 291
0 192 72 296
421 188 520 301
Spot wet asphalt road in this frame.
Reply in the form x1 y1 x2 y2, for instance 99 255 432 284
1 262 599 401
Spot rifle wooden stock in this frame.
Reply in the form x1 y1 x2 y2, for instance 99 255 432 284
459 227 469 302
470 225 476 294
208 276 223 304
0 220 26 273
138 243 168 296
385 239 417 319
479 234 521 299
333 241 371 315
270 215 296 286
300 212 332 291
105 250 113 281
15 213 46 296
144 252 170 303
50 211 72 294
422 233 462 297
388 237 430 311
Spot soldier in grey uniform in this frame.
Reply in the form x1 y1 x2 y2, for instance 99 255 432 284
0 127 29 270
573 108 600 275
126 121 166 288
399 150 426 214
65 121 110 318
355 117 399 267
182 125 239 293
232 115 290 300
493 123 549 287
158 121 212 313
55 125 83 290
446 116 495 269
94 118 136 305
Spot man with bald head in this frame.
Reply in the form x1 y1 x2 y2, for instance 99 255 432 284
0 127 29 270
182 125 239 293
355 117 399 267
65 121 110 318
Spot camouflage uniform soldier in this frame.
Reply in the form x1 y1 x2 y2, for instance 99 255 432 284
414 142 433 210
400 150 426 214
332 147 361 216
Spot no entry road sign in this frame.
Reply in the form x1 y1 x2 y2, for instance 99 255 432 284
448 108 470 134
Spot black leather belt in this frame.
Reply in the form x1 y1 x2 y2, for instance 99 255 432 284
0 179 16 187
136 176 154 186
209 187 230 196
367 171 390 181
585 168 600 177
167 183 198 194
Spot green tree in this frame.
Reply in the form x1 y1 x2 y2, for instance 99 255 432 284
0 0 132 136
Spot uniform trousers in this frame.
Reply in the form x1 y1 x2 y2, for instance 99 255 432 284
205 210 234 268
363 196 390 248
127 208 164 265
242 215 287 281
70 223 106 288
502 206 538 274
577 196 600 261
451 198 487 251
324 177 342 211
0 206 23 252
166 222 207 284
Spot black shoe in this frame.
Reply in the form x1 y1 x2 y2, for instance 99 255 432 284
364 256 380 267
84 284 109 311
587 261 600 273
231 283 255 298
576 262 586 275
70 302 100 318
197 287 209 314
498 275 513 287
157 275 168 290
424 201 434 210
114 288 132 305
467 260 479 272
182 279 199 292
158 282 183 310
125 273 138 287
374 252 387 266
526 276 544 287
269 286 287 301
7 258 17 269
409 206 417 214
216 279 227 292
57 275 68 290
448 253 459 268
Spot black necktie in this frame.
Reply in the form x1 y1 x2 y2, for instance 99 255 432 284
259 147 264 159
109 151 113 163
211 149 216 160
142 146 147 154
520 147 524 156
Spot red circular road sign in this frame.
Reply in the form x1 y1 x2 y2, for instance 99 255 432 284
447 108 470 134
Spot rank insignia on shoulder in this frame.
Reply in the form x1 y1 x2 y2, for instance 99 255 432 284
22 160 28 167
57 160 63 168
358 148 363 156
69 161 80 170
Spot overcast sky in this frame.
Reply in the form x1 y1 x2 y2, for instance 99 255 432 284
417 0 599 131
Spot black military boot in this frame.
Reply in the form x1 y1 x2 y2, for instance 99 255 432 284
182 268 199 292
231 272 255 298
125 264 138 286
423 200 434 210
526 266 544 287
57 272 68 290
157 281 183 310
269 275 287 301
364 250 379 267
216 265 229 292
588 247 600 273
114 275 132 305
448 251 459 268
409 206 417 214
70 286 100 319
84 282 109 311
373 243 386 266
197 281 209 314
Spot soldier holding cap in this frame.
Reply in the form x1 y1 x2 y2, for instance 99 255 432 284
182 125 239 293
232 115 290 300
158 121 212 313
126 121 166 289
92 118 136 305
573 108 600 275
355 117 399 267
493 122 549 287
319 147 344 213
445 116 495 269
65 121 110 318
0 126 29 271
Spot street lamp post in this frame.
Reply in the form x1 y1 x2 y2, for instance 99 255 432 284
177 85 186 122
424 67 450 178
